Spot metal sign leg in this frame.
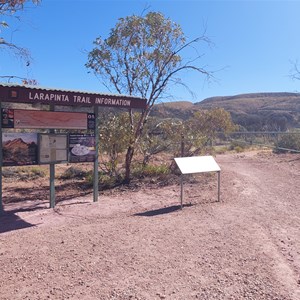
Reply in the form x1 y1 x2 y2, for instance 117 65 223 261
218 171 221 202
50 163 55 208
180 175 184 209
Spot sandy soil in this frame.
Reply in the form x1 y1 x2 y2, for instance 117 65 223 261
1 150 300 300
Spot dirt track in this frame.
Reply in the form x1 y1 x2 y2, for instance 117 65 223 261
1 151 300 299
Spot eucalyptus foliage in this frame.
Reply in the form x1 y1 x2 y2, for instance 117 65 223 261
87 12 212 182
99 112 132 176
0 0 40 82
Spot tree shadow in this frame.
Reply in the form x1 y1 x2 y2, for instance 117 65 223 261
2 182 92 214
3 182 91 205
0 211 35 234
134 203 193 217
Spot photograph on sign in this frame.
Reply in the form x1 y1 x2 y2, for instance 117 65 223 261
13 110 92 130
2 132 38 166
1 108 14 128
39 134 68 164
69 134 95 163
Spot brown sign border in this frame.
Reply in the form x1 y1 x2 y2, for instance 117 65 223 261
0 84 147 109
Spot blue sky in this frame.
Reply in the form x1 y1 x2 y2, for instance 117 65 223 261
1 0 300 103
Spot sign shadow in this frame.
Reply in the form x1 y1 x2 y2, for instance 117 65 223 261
0 211 35 234
134 203 193 217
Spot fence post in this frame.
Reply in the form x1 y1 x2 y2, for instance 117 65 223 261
181 134 185 157
0 102 3 214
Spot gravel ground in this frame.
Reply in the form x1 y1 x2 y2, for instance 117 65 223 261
1 150 300 300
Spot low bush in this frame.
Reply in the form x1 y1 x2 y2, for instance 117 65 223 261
132 163 170 178
273 134 300 153
59 166 87 179
84 171 124 189
2 166 46 180
229 140 248 152
213 146 228 154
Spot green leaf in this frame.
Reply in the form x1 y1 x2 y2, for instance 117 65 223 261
1 21 9 28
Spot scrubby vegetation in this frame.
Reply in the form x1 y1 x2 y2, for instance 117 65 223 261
2 166 46 180
274 133 300 153
98 107 237 184
59 166 88 180
5 106 300 191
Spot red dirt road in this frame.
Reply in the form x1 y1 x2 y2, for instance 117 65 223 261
1 151 300 299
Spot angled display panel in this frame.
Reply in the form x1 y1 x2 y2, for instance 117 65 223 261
174 156 221 174
174 155 221 206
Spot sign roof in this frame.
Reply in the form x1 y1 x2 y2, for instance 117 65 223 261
0 83 147 109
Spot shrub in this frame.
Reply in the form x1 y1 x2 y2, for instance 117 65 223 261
234 146 244 153
132 164 170 178
2 166 46 180
229 140 247 152
84 171 123 189
273 134 300 153
213 146 228 154
60 166 87 179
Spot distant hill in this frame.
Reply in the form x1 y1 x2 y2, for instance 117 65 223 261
151 92 300 131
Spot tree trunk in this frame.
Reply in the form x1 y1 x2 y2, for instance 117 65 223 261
124 145 135 184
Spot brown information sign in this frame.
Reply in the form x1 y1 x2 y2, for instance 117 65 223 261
0 84 147 109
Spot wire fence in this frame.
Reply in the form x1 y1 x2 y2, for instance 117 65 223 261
149 131 300 158
217 131 300 154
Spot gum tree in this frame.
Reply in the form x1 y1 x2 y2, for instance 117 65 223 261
86 12 213 183
0 0 40 82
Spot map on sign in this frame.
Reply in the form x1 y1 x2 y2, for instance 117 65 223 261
1 109 95 130
39 134 68 164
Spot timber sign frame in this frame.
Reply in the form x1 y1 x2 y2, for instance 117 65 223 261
0 83 147 213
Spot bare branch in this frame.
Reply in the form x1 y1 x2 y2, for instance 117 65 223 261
289 59 300 81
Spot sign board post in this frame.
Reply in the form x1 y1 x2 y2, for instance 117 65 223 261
93 106 99 202
50 163 55 208
49 104 55 208
0 102 2 214
174 156 221 208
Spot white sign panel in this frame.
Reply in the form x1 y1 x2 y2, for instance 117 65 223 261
174 156 221 174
